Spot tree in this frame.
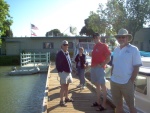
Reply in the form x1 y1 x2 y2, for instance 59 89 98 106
79 26 95 36
80 11 107 36
126 0 150 40
46 29 63 37
0 0 13 37
1 29 13 37
98 0 150 41
103 0 128 33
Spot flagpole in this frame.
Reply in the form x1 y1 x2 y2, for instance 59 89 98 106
30 23 32 37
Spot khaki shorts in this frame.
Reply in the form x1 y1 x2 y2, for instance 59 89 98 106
58 71 73 84
110 80 135 108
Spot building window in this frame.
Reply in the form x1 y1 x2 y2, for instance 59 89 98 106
135 75 147 95
43 42 54 49
68 42 73 49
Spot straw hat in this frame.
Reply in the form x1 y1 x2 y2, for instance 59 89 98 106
115 28 133 42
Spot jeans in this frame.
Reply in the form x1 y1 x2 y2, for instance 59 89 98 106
77 66 85 85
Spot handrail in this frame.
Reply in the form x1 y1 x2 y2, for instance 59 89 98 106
20 52 50 67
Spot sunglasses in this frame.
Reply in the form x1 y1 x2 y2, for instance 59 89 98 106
63 44 68 46
116 36 126 39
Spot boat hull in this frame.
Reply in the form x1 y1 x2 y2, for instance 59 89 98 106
9 67 40 75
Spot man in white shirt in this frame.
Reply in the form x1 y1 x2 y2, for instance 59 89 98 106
111 28 142 113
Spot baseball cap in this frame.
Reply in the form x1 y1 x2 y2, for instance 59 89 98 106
62 40 68 45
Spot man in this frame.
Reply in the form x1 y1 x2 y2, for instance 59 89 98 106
110 28 142 113
56 40 73 107
90 33 111 111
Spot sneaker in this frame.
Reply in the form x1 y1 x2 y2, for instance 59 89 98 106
59 101 67 107
77 84 82 88
65 98 74 102
81 86 86 89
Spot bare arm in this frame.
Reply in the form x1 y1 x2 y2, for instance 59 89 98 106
130 66 140 83
100 55 111 67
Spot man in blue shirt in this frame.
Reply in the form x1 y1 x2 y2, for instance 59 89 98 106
111 28 142 113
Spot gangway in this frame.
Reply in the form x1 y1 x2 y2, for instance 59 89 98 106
20 52 50 72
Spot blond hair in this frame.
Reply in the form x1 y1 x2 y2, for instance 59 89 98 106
79 47 84 51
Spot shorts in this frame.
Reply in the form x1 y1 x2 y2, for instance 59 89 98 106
110 80 135 108
58 71 73 84
90 66 106 84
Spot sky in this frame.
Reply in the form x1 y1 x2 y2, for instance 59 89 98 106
5 0 107 37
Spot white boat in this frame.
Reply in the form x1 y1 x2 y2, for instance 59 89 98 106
9 67 40 75
134 57 150 113
139 57 150 74
72 42 150 113
105 57 150 113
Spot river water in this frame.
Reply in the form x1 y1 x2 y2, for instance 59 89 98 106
0 66 47 113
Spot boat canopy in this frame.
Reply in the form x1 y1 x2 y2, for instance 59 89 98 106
140 51 150 57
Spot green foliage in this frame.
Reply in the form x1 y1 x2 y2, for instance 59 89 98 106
0 55 20 66
126 0 150 40
79 26 94 36
80 0 150 41
0 39 2 46
99 0 150 40
1 29 13 37
46 29 63 37
0 0 13 37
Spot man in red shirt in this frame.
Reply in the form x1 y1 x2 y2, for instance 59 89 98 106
90 33 111 111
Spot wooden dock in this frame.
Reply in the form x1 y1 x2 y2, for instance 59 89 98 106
42 63 115 113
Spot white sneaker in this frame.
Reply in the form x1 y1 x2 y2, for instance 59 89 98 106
81 86 86 89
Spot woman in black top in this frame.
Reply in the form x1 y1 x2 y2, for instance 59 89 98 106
75 47 86 89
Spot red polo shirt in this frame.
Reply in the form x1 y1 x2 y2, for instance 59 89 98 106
91 42 111 68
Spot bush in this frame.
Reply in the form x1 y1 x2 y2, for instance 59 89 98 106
0 55 20 66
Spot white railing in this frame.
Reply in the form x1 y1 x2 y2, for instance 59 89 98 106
20 52 50 67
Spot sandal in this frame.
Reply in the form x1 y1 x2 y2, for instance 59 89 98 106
91 102 101 107
96 106 106 111
65 98 74 102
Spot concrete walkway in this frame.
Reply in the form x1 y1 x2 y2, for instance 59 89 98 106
46 63 115 113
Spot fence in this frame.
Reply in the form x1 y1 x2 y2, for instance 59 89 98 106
20 52 50 67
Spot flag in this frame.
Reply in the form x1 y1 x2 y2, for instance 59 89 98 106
31 24 38 30
31 30 37 36
70 26 77 35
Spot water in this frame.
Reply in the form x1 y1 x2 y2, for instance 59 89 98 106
0 66 47 113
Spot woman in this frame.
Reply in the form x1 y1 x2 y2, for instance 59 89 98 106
75 47 86 89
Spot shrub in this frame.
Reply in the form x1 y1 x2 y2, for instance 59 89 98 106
0 55 20 66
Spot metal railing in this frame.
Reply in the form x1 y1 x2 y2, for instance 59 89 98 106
20 52 50 67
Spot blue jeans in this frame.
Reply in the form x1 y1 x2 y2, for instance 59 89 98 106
77 66 85 85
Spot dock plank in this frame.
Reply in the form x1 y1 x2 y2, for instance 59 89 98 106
47 64 115 113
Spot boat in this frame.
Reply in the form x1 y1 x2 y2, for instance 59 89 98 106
9 67 40 75
105 55 150 113
72 42 150 113
134 56 150 113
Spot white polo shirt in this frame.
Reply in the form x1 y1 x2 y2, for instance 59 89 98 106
111 44 142 84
